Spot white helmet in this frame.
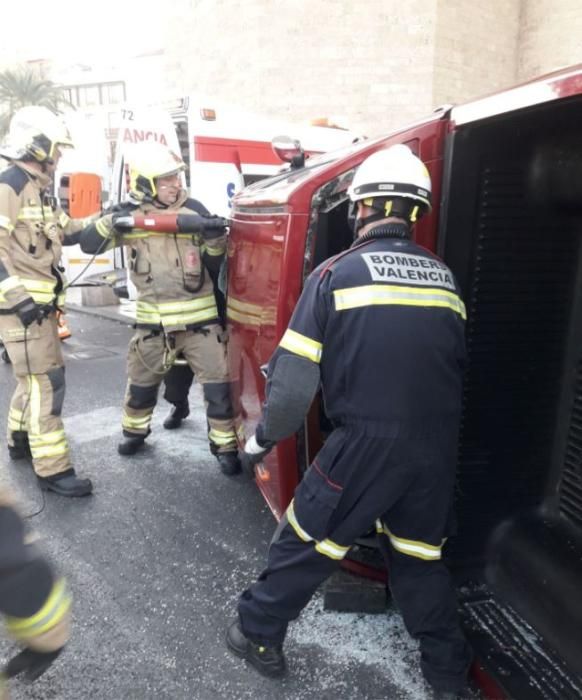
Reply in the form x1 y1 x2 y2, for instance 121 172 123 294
348 144 432 217
1 106 73 163
127 141 185 201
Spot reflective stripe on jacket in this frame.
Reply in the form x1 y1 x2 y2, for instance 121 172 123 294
0 162 93 313
81 193 226 331
260 224 467 434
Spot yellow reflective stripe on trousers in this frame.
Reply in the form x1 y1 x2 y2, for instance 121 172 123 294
28 376 41 436
0 213 14 231
29 429 67 446
5 579 71 640
122 412 152 429
333 284 467 319
208 427 236 445
287 500 350 560
376 520 444 561
286 500 314 542
315 539 350 560
8 407 24 431
58 211 70 227
30 442 69 459
279 329 323 363
29 429 69 459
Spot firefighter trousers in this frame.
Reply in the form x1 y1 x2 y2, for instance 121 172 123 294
122 325 239 453
238 424 472 693
0 313 70 478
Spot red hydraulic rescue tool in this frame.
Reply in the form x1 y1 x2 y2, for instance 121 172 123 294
112 213 228 234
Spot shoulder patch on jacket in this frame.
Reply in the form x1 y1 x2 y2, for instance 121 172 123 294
184 198 210 216
0 166 29 196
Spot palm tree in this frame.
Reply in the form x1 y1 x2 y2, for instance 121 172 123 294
0 66 71 136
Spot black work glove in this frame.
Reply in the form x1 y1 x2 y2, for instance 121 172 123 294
15 298 44 328
4 646 64 683
112 213 135 233
240 433 274 477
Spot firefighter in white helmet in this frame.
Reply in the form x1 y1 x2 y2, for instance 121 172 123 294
80 141 242 475
0 106 94 497
227 145 472 696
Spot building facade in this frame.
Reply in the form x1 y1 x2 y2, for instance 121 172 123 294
1 1 581 139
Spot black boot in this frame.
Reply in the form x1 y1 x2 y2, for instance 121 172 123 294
118 435 147 456
38 471 93 497
163 401 190 430
8 431 31 460
225 621 286 678
216 451 242 476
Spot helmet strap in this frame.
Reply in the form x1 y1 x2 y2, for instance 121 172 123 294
368 196 421 223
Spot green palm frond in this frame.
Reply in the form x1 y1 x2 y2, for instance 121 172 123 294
0 65 73 138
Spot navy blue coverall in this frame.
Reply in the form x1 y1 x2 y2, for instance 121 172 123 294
238 222 472 693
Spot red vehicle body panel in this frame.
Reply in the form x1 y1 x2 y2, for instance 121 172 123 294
228 114 449 518
228 63 582 518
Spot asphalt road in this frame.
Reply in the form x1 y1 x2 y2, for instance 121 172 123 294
0 311 434 700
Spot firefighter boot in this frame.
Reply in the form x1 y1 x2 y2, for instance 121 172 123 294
118 435 147 456
163 401 190 430
216 451 242 476
38 470 93 497
8 431 31 460
225 621 286 678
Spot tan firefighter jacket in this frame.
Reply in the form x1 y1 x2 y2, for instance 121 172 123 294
0 161 95 314
80 191 226 332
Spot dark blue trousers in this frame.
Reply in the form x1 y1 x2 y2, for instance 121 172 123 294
238 425 472 693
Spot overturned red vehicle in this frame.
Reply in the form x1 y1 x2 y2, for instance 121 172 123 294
226 65 582 699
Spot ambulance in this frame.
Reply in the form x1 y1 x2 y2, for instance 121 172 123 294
57 112 113 297
110 98 361 210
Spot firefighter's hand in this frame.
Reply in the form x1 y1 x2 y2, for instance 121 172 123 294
15 298 44 328
4 646 64 683
112 213 135 233
240 434 272 477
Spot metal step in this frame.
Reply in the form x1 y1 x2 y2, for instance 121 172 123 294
459 584 582 700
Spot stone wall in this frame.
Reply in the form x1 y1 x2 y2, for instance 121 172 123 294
161 0 582 137
433 0 520 107
163 0 439 136
518 0 582 79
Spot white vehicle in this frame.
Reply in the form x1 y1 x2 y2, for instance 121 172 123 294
111 98 361 216
56 112 114 303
